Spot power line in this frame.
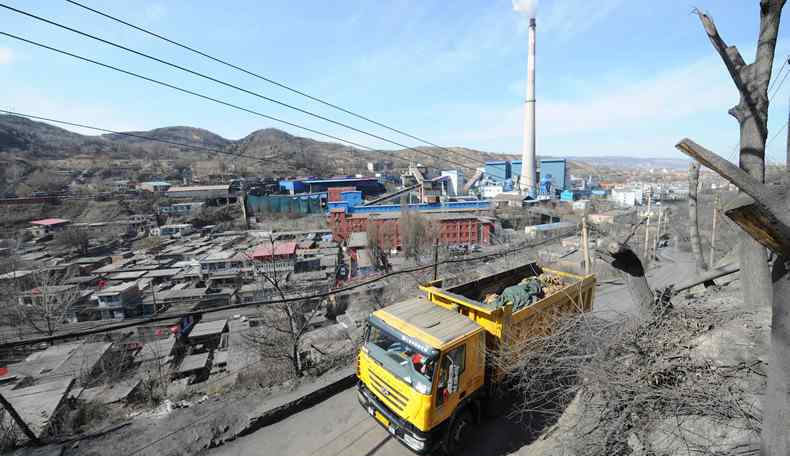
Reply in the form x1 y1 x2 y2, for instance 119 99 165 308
767 57 788 94
0 110 278 165
0 31 373 151
0 232 573 350
63 0 487 169
0 6 505 180
0 109 457 182
769 64 790 103
0 32 506 182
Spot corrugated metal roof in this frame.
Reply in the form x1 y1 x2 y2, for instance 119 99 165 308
189 319 228 338
380 296 480 346
251 241 297 258
30 218 70 226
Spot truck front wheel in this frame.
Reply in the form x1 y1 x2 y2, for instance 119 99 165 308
444 409 472 455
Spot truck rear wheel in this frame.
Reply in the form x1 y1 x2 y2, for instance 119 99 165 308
444 409 472 455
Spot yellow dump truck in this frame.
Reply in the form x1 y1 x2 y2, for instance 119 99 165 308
356 263 595 454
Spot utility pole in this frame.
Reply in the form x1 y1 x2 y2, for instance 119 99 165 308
710 192 720 267
581 214 591 274
643 191 652 261
432 237 440 281
654 204 663 260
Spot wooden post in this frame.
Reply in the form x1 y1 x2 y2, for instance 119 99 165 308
689 161 708 271
654 205 663 260
643 192 652 261
582 215 591 274
432 237 439 281
0 391 40 444
710 192 720 267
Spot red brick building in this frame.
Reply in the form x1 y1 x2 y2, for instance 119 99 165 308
329 210 494 248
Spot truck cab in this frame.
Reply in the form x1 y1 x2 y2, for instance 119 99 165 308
357 296 485 453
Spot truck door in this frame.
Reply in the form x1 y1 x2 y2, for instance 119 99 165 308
433 342 467 426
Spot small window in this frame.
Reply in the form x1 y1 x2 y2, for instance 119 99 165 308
435 344 466 407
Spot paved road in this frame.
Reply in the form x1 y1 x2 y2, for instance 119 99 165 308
209 388 541 456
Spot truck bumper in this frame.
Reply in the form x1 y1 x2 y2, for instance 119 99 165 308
356 382 441 454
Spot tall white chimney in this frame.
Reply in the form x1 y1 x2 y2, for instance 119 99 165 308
520 17 537 196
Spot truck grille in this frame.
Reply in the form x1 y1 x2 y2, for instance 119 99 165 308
369 371 408 412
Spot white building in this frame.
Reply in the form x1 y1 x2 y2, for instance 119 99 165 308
611 188 644 207
139 181 171 194
93 282 141 320
441 170 466 196
480 184 504 199
158 224 194 237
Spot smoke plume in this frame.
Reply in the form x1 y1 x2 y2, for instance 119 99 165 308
512 0 538 18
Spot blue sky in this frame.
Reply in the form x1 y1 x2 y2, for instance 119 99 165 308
0 0 788 160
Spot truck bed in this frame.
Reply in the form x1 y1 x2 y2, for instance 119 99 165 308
419 262 595 342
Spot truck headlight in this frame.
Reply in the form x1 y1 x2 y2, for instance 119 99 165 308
402 432 426 451
414 380 430 395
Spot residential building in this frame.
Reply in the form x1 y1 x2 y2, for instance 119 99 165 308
249 241 297 274
166 185 230 200
139 181 172 194
611 188 644 207
93 282 142 320
524 221 578 241
158 224 194 237
29 218 71 236
159 202 205 216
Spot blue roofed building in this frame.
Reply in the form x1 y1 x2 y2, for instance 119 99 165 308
484 161 511 183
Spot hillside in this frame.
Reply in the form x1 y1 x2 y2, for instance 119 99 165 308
0 114 664 177
104 126 231 150
0 115 502 176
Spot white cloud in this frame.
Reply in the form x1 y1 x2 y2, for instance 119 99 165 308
430 53 739 157
513 0 538 17
0 48 14 65
517 0 623 42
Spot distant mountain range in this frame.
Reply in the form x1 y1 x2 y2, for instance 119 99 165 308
0 114 686 175
565 156 690 170
0 115 512 176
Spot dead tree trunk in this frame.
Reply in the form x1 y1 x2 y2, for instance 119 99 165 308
597 238 654 315
695 4 778 310
683 4 785 452
688 161 708 271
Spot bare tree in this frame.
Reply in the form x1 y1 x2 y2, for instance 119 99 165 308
55 228 90 256
695 4 782 309
688 161 708 271
244 238 323 376
24 169 68 194
365 223 392 272
12 268 81 337
399 209 437 259
674 3 786 453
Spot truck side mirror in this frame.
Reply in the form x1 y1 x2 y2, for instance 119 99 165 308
448 362 459 394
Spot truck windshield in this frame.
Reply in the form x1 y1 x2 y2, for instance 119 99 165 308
366 321 437 394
